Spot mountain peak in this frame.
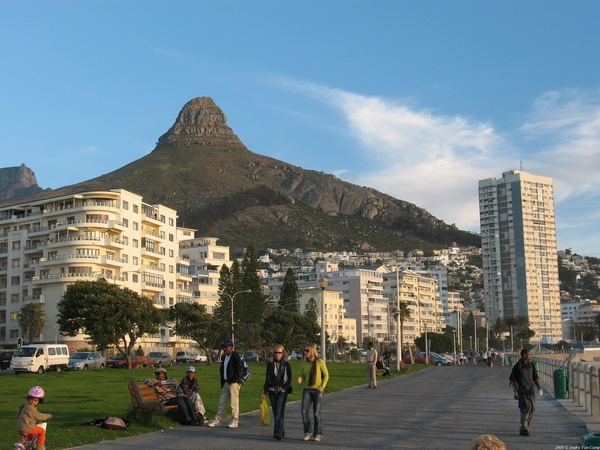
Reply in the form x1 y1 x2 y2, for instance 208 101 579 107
157 96 243 147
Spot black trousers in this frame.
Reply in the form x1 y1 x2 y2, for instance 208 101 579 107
164 396 198 423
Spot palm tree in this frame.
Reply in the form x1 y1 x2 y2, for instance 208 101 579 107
18 303 46 344
594 313 600 340
492 318 506 340
392 301 412 365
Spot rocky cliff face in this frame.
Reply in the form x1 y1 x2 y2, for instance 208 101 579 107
157 97 243 147
0 164 45 201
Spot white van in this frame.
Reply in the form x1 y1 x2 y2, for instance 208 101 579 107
11 344 70 373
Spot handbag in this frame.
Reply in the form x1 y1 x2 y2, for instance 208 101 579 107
259 398 271 426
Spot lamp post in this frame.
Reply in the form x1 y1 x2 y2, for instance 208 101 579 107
424 324 429 365
53 323 59 344
318 277 329 362
220 289 251 346
453 329 457 365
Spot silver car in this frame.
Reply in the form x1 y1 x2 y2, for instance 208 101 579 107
67 352 106 370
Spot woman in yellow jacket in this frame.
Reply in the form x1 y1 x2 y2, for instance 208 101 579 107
297 343 329 442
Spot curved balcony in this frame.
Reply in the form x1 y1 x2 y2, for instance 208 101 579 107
39 254 100 267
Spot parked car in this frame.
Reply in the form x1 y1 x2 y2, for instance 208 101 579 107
67 352 106 370
402 352 434 365
148 351 173 367
243 351 258 361
176 351 195 364
288 350 303 360
106 353 137 369
0 350 15 370
193 353 207 362
429 352 452 366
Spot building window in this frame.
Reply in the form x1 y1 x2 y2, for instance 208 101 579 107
10 329 19 338
123 254 128 263
123 200 129 210
169 297 174 306
133 204 138 213
122 218 128 227
11 276 20 285
11 293 19 302
11 258 20 267
168 249 173 257
12 241 21 250
169 265 174 273
169 281 174 289
169 218 174 226
133 222 138 231
133 239 138 248
133 256 138 265
169 233 173 242
10 311 18 320
132 274 138 283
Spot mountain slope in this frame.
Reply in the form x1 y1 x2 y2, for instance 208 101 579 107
0 97 479 254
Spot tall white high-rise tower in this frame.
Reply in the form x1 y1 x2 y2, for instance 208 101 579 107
478 170 562 342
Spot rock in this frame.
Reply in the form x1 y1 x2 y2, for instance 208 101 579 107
0 164 45 201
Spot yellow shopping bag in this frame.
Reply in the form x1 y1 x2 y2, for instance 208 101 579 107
260 398 271 426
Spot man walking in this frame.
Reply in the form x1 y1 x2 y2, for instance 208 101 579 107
509 349 542 436
365 342 378 389
208 340 244 428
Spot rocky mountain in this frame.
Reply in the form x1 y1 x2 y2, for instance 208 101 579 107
0 97 479 255
0 164 46 201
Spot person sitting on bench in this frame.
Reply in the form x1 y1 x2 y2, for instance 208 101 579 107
144 368 201 425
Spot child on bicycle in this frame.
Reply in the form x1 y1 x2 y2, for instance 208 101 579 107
17 386 52 450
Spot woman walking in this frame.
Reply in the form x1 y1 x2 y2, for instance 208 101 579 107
262 344 292 440
297 343 329 442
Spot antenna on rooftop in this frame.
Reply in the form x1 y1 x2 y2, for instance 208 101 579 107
520 160 523 171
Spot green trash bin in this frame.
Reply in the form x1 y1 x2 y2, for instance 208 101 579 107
531 360 539 374
580 432 600 446
508 355 514 366
554 368 568 399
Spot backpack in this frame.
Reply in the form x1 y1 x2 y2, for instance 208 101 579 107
240 357 251 384
102 417 129 431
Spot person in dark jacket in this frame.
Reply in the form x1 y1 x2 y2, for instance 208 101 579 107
509 349 542 436
208 340 244 428
262 344 293 440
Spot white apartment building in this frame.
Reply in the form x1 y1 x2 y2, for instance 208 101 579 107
415 266 448 314
479 170 562 342
322 268 388 345
178 235 232 314
0 189 186 349
382 270 442 346
574 301 600 327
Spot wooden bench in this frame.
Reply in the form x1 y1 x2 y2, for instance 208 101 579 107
128 381 179 414
135 356 158 368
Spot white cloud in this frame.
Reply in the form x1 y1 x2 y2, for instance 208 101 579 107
277 79 600 253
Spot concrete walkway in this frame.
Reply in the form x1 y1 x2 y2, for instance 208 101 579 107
75 364 590 449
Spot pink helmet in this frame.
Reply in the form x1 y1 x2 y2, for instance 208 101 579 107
28 386 45 398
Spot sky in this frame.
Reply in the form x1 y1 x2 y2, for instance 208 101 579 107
1 2 599 255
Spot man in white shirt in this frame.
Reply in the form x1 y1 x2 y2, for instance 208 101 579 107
365 342 378 389
208 340 243 428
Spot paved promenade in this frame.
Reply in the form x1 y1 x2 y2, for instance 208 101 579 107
75 364 588 450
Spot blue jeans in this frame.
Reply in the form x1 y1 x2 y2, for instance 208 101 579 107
301 388 323 436
268 391 288 438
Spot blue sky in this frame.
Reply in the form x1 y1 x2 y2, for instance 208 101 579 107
1 2 599 255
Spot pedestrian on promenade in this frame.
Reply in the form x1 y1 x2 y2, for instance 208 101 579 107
208 340 244 429
136 345 145 357
365 342 378 388
262 344 292 440
470 434 506 450
298 343 329 442
144 368 200 426
509 348 542 436
180 366 207 424
471 348 479 366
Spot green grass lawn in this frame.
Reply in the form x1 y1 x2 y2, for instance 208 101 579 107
1 361 426 449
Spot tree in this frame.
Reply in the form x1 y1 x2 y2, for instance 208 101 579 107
262 309 319 352
166 302 222 364
392 301 412 362
492 318 506 340
414 332 454 354
18 303 46 345
304 297 319 321
239 244 269 326
57 279 162 369
279 267 300 312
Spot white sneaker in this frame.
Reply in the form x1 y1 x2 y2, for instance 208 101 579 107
303 433 312 441
314 434 322 442
207 420 221 428
227 421 238 428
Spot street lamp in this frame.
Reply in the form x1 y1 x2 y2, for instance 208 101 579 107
53 323 59 344
220 289 251 346
318 277 329 363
